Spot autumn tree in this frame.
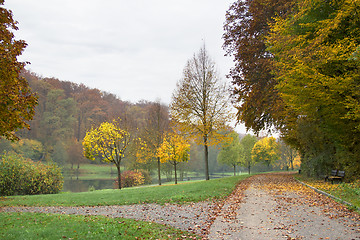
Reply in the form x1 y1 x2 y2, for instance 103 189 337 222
223 0 294 133
251 137 280 170
137 100 169 185
170 45 232 180
157 130 190 184
0 1 37 140
217 131 241 176
239 134 258 174
82 119 134 189
267 0 360 178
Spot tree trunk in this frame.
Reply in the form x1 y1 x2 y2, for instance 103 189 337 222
174 161 178 184
248 164 251 175
233 165 236 176
157 157 162 185
204 136 209 180
116 165 122 189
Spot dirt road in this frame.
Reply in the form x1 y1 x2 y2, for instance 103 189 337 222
208 173 360 239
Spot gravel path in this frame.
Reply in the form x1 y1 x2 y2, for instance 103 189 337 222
1 173 360 239
208 173 360 239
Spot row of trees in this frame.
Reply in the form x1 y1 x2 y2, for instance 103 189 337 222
218 133 299 175
224 0 360 179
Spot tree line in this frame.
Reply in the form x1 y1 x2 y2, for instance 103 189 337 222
224 0 360 179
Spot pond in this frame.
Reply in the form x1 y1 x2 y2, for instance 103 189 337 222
62 178 115 192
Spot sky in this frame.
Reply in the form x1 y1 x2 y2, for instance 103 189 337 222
4 0 260 135
4 0 234 103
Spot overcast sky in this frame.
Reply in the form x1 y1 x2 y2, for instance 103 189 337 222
5 0 234 103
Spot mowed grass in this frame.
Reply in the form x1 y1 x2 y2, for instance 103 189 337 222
296 175 360 210
0 174 251 207
0 212 198 240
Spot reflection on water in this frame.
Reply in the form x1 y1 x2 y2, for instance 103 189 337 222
62 178 115 192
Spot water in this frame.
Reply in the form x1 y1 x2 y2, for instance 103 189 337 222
62 178 115 192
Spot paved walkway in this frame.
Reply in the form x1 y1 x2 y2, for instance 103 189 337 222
1 173 360 239
208 173 360 239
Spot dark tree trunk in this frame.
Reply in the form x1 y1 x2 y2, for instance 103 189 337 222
174 161 178 184
157 157 162 185
234 165 236 176
116 165 121 189
248 165 251 174
204 136 209 180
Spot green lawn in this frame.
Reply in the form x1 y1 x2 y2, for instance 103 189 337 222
0 174 252 207
0 212 197 240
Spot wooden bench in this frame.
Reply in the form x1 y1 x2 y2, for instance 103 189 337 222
326 170 345 183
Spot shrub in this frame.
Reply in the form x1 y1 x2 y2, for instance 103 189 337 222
137 169 152 185
114 170 145 188
0 152 63 196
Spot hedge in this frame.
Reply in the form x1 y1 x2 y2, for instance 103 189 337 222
0 152 63 196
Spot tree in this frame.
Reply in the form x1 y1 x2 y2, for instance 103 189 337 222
217 131 241 176
223 0 294 133
82 119 134 189
252 137 280 169
136 101 169 185
0 1 37 140
239 134 258 174
266 0 360 178
170 45 232 180
157 130 190 184
279 140 299 171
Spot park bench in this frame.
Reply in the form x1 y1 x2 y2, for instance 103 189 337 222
326 170 345 183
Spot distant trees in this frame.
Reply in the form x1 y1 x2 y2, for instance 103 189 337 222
217 131 241 176
171 45 233 180
251 137 280 170
0 1 37 140
239 134 258 174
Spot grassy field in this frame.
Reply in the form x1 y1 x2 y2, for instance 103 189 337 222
296 174 360 210
0 174 251 207
0 212 197 240
0 174 252 239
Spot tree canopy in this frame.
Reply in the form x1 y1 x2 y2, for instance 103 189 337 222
0 1 37 140
170 45 233 180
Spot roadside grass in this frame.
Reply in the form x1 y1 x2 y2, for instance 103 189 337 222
296 174 360 210
0 174 252 207
0 212 198 240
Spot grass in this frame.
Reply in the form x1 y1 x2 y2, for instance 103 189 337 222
296 174 360 210
0 174 252 207
0 212 198 239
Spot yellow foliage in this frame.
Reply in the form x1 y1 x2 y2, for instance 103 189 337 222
157 131 190 164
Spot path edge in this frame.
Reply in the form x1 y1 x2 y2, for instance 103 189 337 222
294 177 359 211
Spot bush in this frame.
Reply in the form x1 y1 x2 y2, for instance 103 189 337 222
137 169 152 185
0 152 63 196
115 170 145 188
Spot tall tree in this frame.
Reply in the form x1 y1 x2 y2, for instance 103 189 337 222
0 1 37 140
267 0 360 178
223 0 294 133
170 45 232 180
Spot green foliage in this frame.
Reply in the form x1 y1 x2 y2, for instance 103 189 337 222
0 152 63 196
0 212 198 239
251 137 280 169
217 131 241 175
239 134 258 174
0 175 251 207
